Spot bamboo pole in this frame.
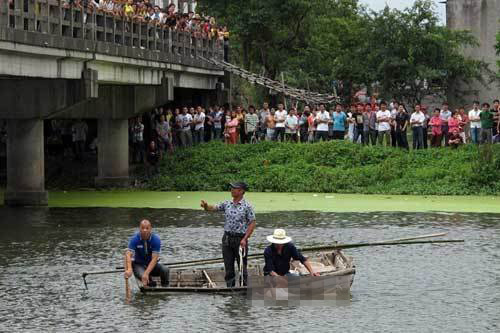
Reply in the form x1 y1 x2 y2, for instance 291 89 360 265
82 236 463 285
160 239 465 268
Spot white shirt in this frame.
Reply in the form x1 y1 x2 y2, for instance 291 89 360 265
468 109 482 128
376 110 391 131
274 110 287 128
440 110 452 121
410 112 425 127
213 111 223 129
194 112 205 130
181 113 193 131
316 111 330 131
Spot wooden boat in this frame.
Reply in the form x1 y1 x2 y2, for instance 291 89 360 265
137 249 355 297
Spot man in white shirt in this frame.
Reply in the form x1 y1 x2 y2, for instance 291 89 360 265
274 103 287 142
285 108 299 142
213 107 223 140
410 104 425 150
180 107 193 147
468 101 482 144
376 101 391 146
315 104 330 142
193 106 205 145
390 101 399 147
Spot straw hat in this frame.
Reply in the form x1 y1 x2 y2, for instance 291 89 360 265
267 229 292 244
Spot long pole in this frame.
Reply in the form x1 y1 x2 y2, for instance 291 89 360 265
81 234 462 285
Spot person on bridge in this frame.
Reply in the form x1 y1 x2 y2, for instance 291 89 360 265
124 219 169 287
200 182 256 287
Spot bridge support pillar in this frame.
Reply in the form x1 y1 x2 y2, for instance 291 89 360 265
95 119 129 188
4 119 48 206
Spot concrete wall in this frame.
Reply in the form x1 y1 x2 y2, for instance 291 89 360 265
447 0 500 104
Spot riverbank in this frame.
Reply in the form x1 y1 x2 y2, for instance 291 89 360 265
1 190 499 212
148 141 500 195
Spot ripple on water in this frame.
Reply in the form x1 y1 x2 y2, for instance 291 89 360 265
0 208 499 332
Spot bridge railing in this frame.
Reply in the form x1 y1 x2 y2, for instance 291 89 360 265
0 0 223 69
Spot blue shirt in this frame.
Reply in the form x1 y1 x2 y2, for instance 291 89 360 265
263 243 307 276
127 232 161 266
333 112 347 131
215 199 256 234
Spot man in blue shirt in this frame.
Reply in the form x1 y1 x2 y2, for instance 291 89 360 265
332 104 347 140
124 219 169 287
201 182 256 287
263 229 319 277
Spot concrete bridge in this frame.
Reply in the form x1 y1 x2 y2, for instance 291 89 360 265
0 0 225 206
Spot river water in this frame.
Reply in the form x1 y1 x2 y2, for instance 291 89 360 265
0 207 498 332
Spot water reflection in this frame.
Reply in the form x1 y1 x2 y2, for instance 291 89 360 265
0 208 499 332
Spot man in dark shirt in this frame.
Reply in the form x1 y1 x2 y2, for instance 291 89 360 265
395 105 409 150
353 103 365 144
263 229 319 277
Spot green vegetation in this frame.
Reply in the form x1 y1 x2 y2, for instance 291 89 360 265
147 141 500 196
1 190 499 212
198 0 487 105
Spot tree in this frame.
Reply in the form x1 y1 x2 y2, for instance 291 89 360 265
361 0 488 106
198 0 488 106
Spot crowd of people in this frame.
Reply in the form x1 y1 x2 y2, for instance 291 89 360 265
130 98 500 167
61 1 229 41
8 1 229 44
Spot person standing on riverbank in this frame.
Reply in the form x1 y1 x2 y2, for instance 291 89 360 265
124 219 169 287
274 103 287 142
200 182 256 287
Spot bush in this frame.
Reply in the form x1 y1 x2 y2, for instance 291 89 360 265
145 141 500 195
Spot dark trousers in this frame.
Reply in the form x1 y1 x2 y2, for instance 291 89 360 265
133 141 144 163
390 128 397 147
369 129 378 145
222 232 248 287
132 261 170 287
396 130 409 150
353 127 364 143
274 127 285 142
362 131 370 145
412 126 424 150
441 124 449 146
333 130 344 140
315 130 329 142
74 140 85 161
300 128 308 143
431 134 442 148
423 127 428 149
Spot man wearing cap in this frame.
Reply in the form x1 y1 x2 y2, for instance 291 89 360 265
124 219 169 287
200 182 256 287
264 229 319 277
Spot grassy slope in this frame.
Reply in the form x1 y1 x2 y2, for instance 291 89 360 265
147 141 500 196
1 190 497 213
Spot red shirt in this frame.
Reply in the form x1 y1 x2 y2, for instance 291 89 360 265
429 116 442 135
